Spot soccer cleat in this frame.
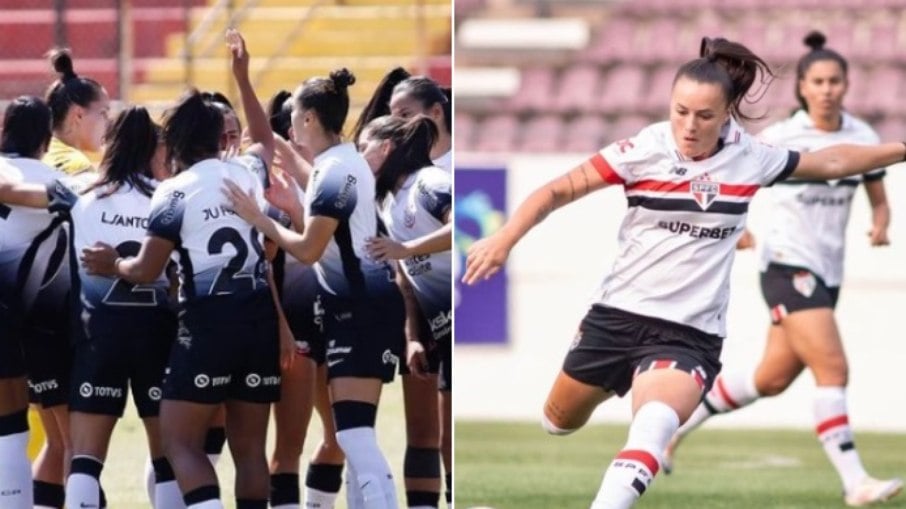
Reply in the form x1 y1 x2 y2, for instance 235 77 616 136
844 477 903 507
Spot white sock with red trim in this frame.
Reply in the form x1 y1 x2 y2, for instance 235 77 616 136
675 368 759 440
815 386 868 493
591 402 679 509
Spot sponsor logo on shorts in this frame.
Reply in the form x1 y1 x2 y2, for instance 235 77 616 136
193 374 230 389
381 349 399 366
326 358 343 368
148 387 162 401
246 373 261 387
194 374 210 388
29 379 59 394
792 271 817 298
79 382 123 398
429 310 452 333
295 340 310 355
326 340 352 356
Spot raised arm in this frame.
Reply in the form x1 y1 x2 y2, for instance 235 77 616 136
792 143 905 180
227 28 274 167
462 159 610 284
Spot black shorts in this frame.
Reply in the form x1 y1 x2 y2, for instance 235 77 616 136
398 309 452 391
23 322 72 408
282 264 326 365
163 290 280 405
760 263 840 324
69 308 176 417
562 305 723 397
437 338 451 392
322 288 405 383
0 299 26 379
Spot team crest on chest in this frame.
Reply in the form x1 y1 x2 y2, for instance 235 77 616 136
690 173 720 211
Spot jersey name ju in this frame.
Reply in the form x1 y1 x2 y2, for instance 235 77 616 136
587 119 799 336
757 110 885 286
379 166 451 341
147 154 269 302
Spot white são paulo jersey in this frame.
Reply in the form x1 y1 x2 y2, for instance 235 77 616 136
589 120 799 336
305 142 392 298
378 166 452 341
0 155 71 316
432 149 452 173
47 177 170 311
147 154 270 302
757 110 885 286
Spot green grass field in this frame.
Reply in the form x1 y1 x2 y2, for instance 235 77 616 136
92 381 407 508
456 421 906 509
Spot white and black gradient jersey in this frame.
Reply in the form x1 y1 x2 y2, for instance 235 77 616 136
433 149 452 173
147 154 270 303
378 166 452 341
587 120 800 337
757 110 885 286
46 177 170 311
304 143 391 298
0 155 71 320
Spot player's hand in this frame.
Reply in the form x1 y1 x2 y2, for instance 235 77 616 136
80 242 119 276
406 339 430 379
366 236 409 262
225 28 249 80
736 229 756 250
278 316 295 371
868 226 890 246
222 179 265 227
462 233 511 285
265 167 302 218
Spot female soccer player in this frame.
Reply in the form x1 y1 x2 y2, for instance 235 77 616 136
82 30 281 509
360 115 453 509
463 36 906 509
223 66 404 509
663 32 901 506
0 107 181 508
389 76 452 172
0 95 57 509
44 49 109 175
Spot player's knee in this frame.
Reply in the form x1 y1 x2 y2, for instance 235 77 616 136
757 375 792 397
541 412 576 436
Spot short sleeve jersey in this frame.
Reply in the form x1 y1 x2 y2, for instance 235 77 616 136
47 177 170 311
587 119 799 336
304 143 389 298
43 137 94 175
0 155 72 316
757 110 885 286
378 166 452 341
146 154 270 303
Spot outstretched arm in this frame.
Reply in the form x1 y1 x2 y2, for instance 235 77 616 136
793 143 905 181
227 28 274 167
462 159 610 285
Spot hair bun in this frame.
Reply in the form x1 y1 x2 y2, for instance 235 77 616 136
48 48 77 80
329 68 356 91
803 31 826 51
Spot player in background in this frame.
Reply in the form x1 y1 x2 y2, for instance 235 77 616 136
0 96 56 509
0 107 183 508
463 37 906 509
266 89 347 509
663 32 901 506
43 49 109 175
389 77 451 173
223 66 404 509
82 30 286 509
360 115 453 509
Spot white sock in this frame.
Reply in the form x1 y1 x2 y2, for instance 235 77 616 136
145 456 156 505
273 504 300 509
65 455 103 509
591 402 679 509
155 480 185 509
305 487 339 508
336 428 398 509
344 462 365 509
0 429 32 509
675 369 759 439
188 500 224 509
814 386 868 493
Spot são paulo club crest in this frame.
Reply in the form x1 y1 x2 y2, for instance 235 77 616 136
690 173 720 210
792 270 817 298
